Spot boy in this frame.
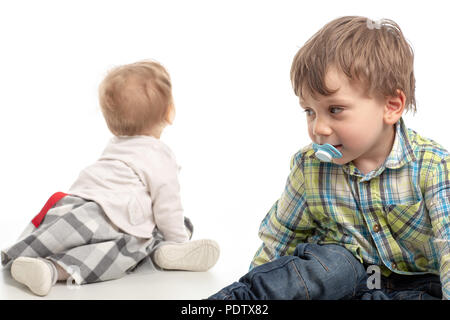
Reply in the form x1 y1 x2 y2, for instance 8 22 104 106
209 16 449 300
1 60 220 296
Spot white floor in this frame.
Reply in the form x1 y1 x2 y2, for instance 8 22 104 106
0 219 260 300
0 247 253 300
1 268 225 300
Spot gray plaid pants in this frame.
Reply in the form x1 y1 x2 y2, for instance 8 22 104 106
1 195 193 285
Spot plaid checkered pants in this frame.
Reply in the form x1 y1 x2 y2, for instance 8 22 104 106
1 195 191 285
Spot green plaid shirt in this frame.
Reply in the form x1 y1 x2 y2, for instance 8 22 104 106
251 118 450 299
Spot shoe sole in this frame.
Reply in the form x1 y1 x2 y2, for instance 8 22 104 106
11 257 53 296
154 239 220 271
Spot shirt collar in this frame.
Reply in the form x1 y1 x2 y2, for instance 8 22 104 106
342 117 416 180
383 117 416 169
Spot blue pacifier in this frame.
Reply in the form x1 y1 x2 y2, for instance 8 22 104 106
312 143 343 162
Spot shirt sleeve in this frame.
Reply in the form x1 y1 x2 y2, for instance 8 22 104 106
425 155 450 300
250 152 317 270
142 149 189 243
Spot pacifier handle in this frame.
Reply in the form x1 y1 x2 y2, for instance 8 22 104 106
312 143 343 162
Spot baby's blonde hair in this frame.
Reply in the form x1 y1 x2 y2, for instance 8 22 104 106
290 16 416 113
99 60 173 136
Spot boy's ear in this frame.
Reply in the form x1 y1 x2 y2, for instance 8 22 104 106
383 89 406 125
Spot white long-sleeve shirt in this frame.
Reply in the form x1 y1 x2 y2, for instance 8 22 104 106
68 135 189 241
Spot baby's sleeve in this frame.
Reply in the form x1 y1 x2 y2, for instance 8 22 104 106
250 152 317 269
142 149 189 243
426 155 450 300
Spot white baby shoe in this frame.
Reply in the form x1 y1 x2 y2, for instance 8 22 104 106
153 239 219 272
11 257 56 296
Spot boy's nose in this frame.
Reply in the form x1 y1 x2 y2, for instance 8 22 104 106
312 117 333 137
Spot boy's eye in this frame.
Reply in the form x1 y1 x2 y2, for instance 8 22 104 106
304 109 315 116
330 106 343 114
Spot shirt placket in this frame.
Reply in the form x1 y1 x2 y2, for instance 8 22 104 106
352 173 404 275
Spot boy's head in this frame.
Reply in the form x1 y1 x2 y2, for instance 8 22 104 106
99 60 175 137
290 16 415 173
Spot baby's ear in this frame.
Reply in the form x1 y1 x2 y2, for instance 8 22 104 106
383 89 406 125
165 104 176 125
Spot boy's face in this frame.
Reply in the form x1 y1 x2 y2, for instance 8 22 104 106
299 66 398 173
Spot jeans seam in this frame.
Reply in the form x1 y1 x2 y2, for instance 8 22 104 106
304 250 329 272
290 260 311 300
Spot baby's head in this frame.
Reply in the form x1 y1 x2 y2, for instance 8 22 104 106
290 16 415 172
99 60 174 137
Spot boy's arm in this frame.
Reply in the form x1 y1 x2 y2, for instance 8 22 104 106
250 152 317 269
426 156 450 300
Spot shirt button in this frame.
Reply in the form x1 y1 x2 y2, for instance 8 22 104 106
392 262 397 269
373 224 381 233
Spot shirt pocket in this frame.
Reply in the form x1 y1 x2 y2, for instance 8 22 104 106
385 201 433 242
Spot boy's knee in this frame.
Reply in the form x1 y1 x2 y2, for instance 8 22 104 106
290 243 366 299
293 243 366 280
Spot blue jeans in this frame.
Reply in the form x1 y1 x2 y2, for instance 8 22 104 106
208 243 442 300
356 271 442 300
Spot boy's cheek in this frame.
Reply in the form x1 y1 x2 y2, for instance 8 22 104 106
307 127 315 142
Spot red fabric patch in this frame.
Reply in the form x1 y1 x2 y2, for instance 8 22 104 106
31 192 68 228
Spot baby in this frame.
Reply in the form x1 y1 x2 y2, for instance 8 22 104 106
1 60 220 296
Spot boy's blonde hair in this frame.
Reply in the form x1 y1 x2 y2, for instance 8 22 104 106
99 60 173 136
290 16 416 113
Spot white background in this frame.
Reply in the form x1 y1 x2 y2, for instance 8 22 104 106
0 0 449 298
